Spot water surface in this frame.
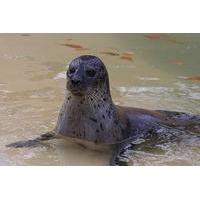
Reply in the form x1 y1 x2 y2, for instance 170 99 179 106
0 33 199 165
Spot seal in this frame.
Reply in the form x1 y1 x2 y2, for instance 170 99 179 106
7 55 200 165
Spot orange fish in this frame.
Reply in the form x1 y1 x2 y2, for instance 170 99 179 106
161 35 184 45
120 55 133 61
75 48 90 51
187 76 200 81
165 37 183 44
144 34 161 40
100 51 120 56
60 43 84 49
121 52 134 56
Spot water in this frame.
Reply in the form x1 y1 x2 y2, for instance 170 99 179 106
0 33 199 165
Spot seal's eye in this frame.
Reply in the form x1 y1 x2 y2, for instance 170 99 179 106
86 69 96 77
69 67 75 74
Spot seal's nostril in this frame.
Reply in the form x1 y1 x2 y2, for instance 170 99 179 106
71 79 81 85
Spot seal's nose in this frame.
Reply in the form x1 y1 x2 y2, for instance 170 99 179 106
71 76 82 85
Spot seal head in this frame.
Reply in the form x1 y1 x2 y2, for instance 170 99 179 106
67 55 110 96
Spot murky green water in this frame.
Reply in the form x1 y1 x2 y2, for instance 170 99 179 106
0 33 199 165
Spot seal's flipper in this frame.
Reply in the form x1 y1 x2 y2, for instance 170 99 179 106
6 139 42 148
110 136 145 166
6 131 57 148
157 110 200 122
157 110 200 133
110 138 137 166
110 124 186 166
35 131 57 141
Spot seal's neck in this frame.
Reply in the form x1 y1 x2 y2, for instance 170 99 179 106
55 87 125 144
66 88 114 120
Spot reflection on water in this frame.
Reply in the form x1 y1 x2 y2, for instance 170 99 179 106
0 33 199 165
